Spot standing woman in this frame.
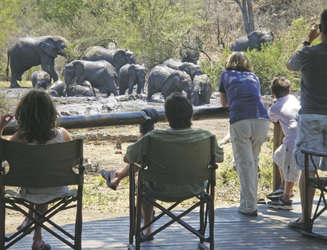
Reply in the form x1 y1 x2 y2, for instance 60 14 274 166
219 52 270 216
0 89 72 250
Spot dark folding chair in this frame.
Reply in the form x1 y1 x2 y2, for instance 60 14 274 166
0 138 85 249
128 134 218 250
301 148 327 241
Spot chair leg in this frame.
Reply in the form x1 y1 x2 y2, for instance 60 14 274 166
209 199 215 250
129 164 136 247
75 195 83 250
135 177 143 250
0 196 5 249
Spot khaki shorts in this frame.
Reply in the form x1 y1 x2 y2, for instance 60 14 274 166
293 114 327 171
273 144 300 182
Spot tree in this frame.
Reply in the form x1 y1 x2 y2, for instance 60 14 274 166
233 0 254 34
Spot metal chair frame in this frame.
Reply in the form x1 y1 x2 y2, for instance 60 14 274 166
302 148 327 241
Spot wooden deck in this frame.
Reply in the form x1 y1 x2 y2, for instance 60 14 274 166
7 199 327 249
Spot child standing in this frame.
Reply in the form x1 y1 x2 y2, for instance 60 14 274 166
267 76 300 210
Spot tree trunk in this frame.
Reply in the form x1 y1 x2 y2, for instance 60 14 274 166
233 0 255 34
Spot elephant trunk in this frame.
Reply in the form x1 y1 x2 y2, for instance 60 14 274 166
64 68 75 88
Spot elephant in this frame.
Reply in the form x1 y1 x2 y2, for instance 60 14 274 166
162 58 202 80
46 80 67 97
67 81 96 97
147 65 193 100
31 70 51 89
118 63 146 95
82 46 136 73
190 74 212 105
6 35 68 88
230 30 274 51
64 60 117 97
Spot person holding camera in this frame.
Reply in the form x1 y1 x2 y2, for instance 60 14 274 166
287 9 327 231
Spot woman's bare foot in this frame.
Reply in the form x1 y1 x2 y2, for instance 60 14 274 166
16 216 31 231
100 170 119 190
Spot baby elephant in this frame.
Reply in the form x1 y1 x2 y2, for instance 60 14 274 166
67 81 96 97
118 64 146 95
191 74 212 105
31 70 51 89
46 80 67 97
147 65 193 100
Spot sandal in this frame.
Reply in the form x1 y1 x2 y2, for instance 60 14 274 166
100 170 117 191
32 240 52 250
288 218 305 231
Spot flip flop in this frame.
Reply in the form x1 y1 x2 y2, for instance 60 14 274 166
100 170 117 191
140 232 154 242
32 240 52 250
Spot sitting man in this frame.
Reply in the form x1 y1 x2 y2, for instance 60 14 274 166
101 92 224 240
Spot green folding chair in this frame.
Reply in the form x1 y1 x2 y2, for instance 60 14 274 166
0 138 84 249
128 134 218 250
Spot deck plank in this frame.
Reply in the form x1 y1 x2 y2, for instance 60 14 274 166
6 199 327 249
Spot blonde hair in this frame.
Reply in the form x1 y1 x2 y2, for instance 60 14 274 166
225 52 253 72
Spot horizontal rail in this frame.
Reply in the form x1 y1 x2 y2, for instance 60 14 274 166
2 107 230 136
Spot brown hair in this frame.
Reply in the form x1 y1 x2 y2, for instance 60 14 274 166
271 76 291 99
15 89 58 144
225 52 253 72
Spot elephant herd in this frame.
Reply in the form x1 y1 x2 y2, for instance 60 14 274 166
6 35 213 105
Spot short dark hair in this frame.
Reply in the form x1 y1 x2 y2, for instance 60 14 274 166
271 76 291 99
15 89 58 144
321 9 327 35
164 92 193 129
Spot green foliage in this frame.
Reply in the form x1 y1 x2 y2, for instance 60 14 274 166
202 49 229 92
245 40 294 93
37 0 84 25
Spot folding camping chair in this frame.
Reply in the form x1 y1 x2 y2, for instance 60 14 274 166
128 134 218 250
0 138 84 249
301 148 327 241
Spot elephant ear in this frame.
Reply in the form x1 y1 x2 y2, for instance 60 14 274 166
74 61 85 78
113 50 127 67
39 38 57 58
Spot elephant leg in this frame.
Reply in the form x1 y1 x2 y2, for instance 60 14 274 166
119 86 127 95
147 83 156 100
10 72 21 88
41 58 58 82
136 83 142 94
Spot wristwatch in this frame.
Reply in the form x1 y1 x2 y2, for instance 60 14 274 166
302 39 310 46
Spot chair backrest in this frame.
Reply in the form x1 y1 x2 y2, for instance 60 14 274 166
0 138 83 188
140 133 216 184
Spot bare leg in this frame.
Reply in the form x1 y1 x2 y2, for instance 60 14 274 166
17 208 33 231
283 182 294 198
31 204 48 249
110 164 133 187
141 199 153 236
298 170 315 223
278 167 285 186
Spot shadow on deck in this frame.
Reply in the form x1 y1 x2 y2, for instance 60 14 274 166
8 199 327 249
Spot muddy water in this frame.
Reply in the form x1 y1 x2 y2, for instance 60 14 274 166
0 88 222 116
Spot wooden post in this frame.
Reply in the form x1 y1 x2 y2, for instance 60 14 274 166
272 122 284 191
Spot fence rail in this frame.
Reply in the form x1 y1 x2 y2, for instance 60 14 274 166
2 107 230 135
